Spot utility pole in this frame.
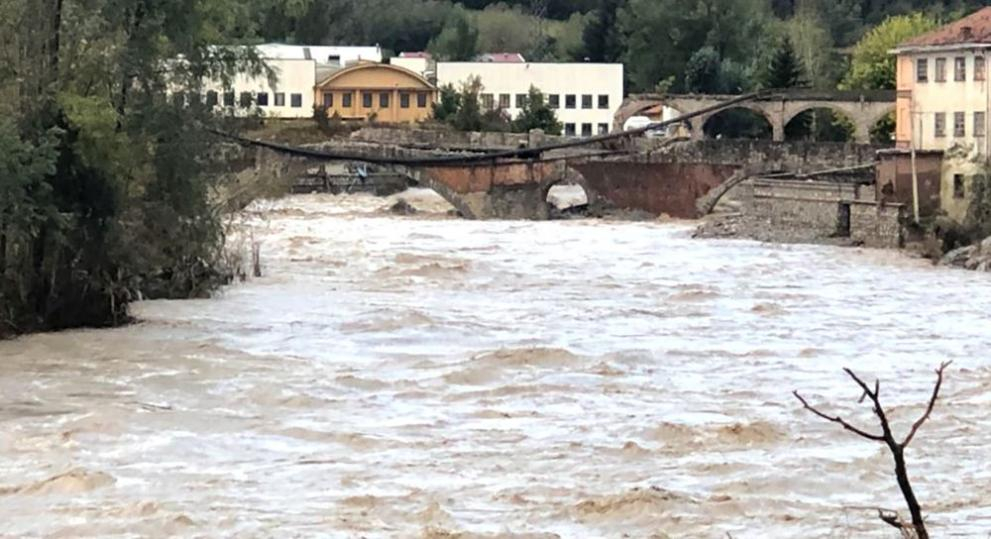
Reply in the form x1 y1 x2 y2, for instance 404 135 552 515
911 110 920 224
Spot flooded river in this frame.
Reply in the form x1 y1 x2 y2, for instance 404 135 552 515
1 189 990 538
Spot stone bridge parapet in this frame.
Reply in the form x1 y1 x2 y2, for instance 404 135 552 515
618 91 896 144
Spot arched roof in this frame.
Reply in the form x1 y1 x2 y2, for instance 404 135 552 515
316 62 436 90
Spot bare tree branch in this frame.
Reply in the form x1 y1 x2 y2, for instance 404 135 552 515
903 361 952 447
792 391 885 441
795 363 952 539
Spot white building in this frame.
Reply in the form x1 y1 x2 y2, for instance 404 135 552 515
255 43 383 65
198 44 383 119
436 62 624 137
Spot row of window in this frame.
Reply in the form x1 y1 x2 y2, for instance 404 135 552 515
321 91 430 109
173 91 306 108
564 122 611 137
480 93 610 111
932 111 987 138
916 56 987 83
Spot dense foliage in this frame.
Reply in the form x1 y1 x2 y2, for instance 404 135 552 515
243 0 985 91
0 0 263 337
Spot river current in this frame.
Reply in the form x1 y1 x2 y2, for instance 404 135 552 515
1 189 990 538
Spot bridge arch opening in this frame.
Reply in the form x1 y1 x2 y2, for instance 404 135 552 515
784 107 855 142
542 169 594 219
702 108 773 140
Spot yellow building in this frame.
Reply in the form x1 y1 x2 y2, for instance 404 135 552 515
892 7 991 221
314 62 437 123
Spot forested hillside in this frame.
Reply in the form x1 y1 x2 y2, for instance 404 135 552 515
245 0 988 91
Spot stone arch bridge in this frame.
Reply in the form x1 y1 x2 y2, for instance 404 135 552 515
228 132 883 221
617 90 896 144
233 139 594 220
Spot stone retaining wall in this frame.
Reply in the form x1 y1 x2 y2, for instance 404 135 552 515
741 178 904 248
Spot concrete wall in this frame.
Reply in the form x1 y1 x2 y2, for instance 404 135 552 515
436 62 624 137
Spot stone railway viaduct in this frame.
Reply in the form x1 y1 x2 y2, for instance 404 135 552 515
616 90 896 144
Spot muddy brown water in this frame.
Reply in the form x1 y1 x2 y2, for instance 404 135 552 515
1 189 990 538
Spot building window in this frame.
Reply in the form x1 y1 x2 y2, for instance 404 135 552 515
223 91 235 107
379 92 390 108
564 123 576 136
401 93 411 109
954 111 966 137
274 92 285 107
206 91 218 107
417 92 428 108
548 95 559 109
954 174 966 199
977 57 986 81
481 93 493 110
936 58 947 82
935 112 946 137
916 59 928 83
565 94 576 109
598 123 609 135
955 57 967 81
515 93 527 108
362 92 373 108
321 92 332 108
239 92 252 108
581 95 593 109
498 93 510 109
342 93 352 108
597 95 609 109
257 92 269 107
976 111 986 137
290 93 303 108
581 123 592 137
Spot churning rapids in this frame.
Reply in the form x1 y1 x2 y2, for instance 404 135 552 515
2 188 991 538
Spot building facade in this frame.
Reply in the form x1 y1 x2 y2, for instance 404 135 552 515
314 62 437 123
892 7 991 221
200 57 318 119
435 62 624 137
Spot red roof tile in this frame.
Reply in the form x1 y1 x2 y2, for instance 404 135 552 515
901 7 991 48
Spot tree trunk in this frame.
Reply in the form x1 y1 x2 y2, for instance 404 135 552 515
892 446 928 539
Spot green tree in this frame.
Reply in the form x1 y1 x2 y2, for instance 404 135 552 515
762 36 806 88
0 0 266 337
511 86 562 135
840 12 939 90
433 84 462 122
619 0 774 92
428 6 480 61
579 0 623 62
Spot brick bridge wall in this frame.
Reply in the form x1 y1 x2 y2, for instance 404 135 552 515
575 139 885 218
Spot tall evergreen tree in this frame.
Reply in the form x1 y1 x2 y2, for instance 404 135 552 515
580 0 623 62
762 36 806 89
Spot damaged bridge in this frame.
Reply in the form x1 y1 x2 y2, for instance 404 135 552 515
220 92 885 220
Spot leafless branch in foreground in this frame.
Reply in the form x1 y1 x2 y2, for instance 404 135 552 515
794 361 952 539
